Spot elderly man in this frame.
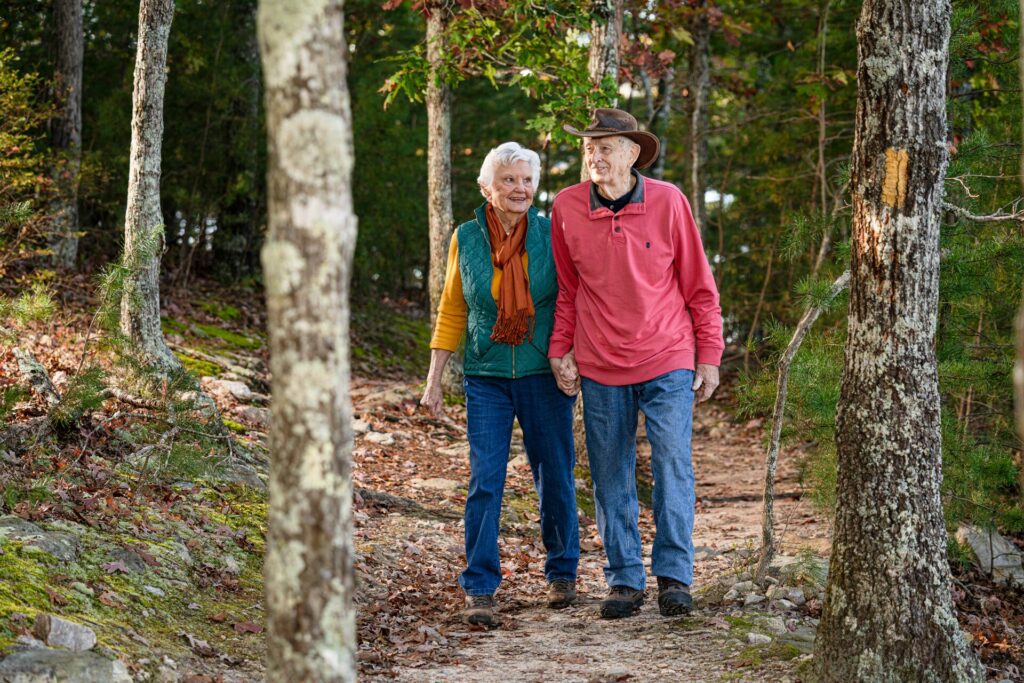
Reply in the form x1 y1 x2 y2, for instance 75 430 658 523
548 108 723 619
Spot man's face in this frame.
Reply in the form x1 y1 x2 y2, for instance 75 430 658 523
584 136 639 187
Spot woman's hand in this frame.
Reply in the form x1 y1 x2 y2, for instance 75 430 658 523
420 349 453 416
420 378 445 416
550 350 581 396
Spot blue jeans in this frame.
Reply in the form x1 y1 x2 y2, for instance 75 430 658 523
460 373 580 595
582 369 696 590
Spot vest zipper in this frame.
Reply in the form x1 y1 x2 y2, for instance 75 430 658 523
512 344 516 379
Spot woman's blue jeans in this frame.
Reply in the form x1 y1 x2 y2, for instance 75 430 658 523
582 369 696 590
460 373 579 596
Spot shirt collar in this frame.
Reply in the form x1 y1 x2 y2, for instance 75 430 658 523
588 169 646 218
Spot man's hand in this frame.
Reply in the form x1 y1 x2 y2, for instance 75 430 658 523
692 363 720 403
550 352 580 396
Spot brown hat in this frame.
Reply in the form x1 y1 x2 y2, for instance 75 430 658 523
563 108 661 169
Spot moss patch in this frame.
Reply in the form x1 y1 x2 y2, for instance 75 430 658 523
198 301 241 322
175 352 221 377
735 641 801 667
191 323 262 351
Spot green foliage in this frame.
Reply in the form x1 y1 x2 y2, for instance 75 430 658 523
0 283 55 343
49 367 107 430
0 387 26 425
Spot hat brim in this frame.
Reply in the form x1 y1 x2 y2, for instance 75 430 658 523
563 125 661 170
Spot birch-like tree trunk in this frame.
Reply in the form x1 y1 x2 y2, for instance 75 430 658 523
119 0 181 374
684 0 710 237
814 0 983 679
1015 0 1024 452
426 0 453 329
258 0 356 680
50 0 83 269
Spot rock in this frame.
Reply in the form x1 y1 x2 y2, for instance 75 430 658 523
732 581 755 593
718 574 738 588
774 598 797 610
761 616 787 635
0 516 81 562
0 648 131 682
155 665 180 683
105 548 147 573
205 378 253 402
352 419 370 435
508 453 529 468
219 461 267 491
786 587 806 606
746 632 772 645
437 443 470 458
14 635 46 649
364 431 395 446
70 583 93 597
743 593 766 607
234 406 270 428
143 585 166 598
765 585 784 600
32 614 97 652
411 477 461 492
221 555 241 575
736 570 753 581
956 524 1024 586
723 589 740 602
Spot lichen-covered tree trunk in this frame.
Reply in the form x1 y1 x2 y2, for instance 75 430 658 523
426 0 453 329
580 0 622 182
814 1 983 680
684 0 709 237
119 0 181 373
258 0 357 680
50 0 83 269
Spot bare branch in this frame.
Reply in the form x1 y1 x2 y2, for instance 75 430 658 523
942 201 1024 223
756 270 850 581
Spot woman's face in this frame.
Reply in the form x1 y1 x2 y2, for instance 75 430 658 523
483 160 535 218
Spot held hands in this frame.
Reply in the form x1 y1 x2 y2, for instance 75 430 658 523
692 363 720 403
550 350 581 396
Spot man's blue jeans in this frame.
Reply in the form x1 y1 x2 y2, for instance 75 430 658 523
460 373 579 596
582 369 696 590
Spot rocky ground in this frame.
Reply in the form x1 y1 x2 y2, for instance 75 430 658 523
1 282 1021 682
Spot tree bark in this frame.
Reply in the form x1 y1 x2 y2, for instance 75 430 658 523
811 1 832 277
426 0 453 329
50 0 83 269
258 0 356 680
119 0 181 374
580 0 623 182
684 0 710 237
814 0 983 679
1017 0 1024 493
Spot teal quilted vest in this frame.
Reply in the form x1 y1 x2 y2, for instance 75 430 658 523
457 204 557 378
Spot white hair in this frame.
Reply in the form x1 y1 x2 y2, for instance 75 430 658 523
477 142 541 192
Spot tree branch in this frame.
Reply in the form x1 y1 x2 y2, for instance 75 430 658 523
943 201 1024 223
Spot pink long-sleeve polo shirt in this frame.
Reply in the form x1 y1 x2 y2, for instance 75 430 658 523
548 173 724 386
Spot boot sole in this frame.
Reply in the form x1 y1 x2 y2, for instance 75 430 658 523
659 602 692 617
600 597 644 619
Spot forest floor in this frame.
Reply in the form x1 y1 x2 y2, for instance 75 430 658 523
0 278 1021 682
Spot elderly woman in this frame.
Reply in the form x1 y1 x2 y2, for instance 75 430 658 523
421 142 579 627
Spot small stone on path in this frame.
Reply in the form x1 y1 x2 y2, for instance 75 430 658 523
32 614 97 652
747 632 772 645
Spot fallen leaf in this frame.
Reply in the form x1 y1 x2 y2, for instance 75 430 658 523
233 621 263 634
102 560 130 574
209 612 228 623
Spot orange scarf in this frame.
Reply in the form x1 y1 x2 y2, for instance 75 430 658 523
485 204 535 345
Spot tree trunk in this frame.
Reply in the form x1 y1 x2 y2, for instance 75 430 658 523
119 0 181 374
814 1 983 680
684 0 710 237
1017 0 1024 491
50 0 83 269
258 0 356 680
580 0 623 182
426 0 453 329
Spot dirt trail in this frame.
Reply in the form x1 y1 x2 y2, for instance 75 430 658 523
351 378 829 682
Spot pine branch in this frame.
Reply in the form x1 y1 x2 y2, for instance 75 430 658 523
756 269 850 582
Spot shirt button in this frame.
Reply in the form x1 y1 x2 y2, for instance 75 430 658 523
614 227 621 232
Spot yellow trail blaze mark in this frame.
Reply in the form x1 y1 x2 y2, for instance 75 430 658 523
881 148 908 209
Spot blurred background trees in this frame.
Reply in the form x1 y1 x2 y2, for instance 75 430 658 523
1 0 1021 532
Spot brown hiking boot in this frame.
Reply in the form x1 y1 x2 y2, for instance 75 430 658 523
547 578 577 609
599 585 644 619
463 594 498 626
657 577 693 616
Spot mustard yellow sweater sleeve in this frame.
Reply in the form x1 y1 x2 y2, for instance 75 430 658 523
430 233 467 351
